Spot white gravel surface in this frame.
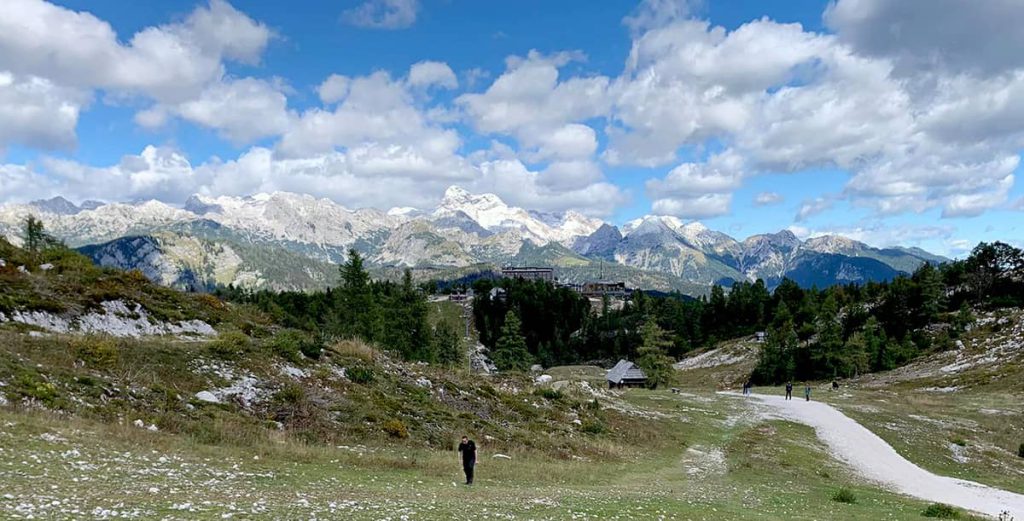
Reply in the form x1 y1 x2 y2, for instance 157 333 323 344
733 392 1024 518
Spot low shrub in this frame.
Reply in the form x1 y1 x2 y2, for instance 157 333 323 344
1018 443 1024 459
383 419 409 439
210 331 251 358
14 373 60 407
533 388 563 401
268 330 304 363
950 436 967 447
922 503 960 518
579 419 605 435
831 488 857 504
71 336 120 369
274 384 306 405
299 337 324 360
347 365 375 385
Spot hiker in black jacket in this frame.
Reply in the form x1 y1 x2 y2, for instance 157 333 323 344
785 382 793 400
458 436 477 485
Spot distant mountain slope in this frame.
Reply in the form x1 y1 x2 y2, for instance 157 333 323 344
79 233 336 291
0 187 947 294
784 253 902 288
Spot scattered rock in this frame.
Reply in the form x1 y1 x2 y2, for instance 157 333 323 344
469 342 497 374
535 374 553 384
530 364 543 373
415 377 432 389
17 265 27 273
38 263 54 271
0 258 5 267
195 391 221 404
146 424 158 432
1 299 216 338
132 419 145 428
492 454 512 460
280 366 307 379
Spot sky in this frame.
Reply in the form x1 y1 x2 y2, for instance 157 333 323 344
1 0 1023 257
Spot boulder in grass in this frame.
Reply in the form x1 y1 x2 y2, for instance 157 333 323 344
195 391 221 403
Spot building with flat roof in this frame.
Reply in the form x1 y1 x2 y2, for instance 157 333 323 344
501 266 554 282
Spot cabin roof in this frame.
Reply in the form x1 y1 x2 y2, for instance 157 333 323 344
606 359 647 383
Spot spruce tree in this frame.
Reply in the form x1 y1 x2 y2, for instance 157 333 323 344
433 319 464 367
491 311 532 372
636 318 674 389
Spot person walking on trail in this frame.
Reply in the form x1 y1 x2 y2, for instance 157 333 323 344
804 384 812 402
785 382 793 400
458 436 477 485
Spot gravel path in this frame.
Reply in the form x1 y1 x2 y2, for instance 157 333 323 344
733 392 1024 519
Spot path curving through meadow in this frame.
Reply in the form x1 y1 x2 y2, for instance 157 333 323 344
727 392 1024 519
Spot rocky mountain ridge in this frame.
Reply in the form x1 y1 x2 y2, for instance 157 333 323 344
0 187 946 292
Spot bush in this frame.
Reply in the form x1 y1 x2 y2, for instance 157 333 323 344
268 330 304 363
383 419 409 439
1018 443 1024 458
210 331 251 358
274 384 306 405
15 374 60 406
579 419 605 435
950 436 967 447
922 503 961 518
831 488 857 504
299 337 324 360
71 336 120 369
534 388 564 401
347 365 375 384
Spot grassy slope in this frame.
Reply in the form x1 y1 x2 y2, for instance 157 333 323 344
673 307 1024 502
0 388 964 520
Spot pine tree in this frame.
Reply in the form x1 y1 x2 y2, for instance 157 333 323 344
636 318 674 389
332 249 381 342
433 319 464 367
809 294 846 378
492 311 532 372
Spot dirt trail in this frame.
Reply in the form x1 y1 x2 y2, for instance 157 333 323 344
728 392 1024 519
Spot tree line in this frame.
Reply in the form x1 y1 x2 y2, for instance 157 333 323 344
471 242 1023 385
217 250 464 367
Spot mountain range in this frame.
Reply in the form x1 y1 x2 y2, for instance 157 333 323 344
0 188 947 293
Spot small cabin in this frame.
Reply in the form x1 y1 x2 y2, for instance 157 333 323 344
606 360 648 389
754 331 767 343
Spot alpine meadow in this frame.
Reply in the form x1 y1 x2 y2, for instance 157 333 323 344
1 1 1024 520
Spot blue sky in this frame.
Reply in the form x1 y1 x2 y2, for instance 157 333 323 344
1 0 1023 257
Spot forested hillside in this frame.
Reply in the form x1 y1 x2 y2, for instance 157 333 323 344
470 242 1024 384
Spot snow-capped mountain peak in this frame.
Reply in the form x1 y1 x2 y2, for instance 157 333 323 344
433 185 601 245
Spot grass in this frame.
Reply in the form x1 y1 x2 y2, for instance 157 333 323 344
832 487 858 504
922 503 963 518
0 388 969 520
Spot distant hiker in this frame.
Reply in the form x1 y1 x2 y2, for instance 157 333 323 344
742 381 751 396
785 382 793 400
458 436 477 485
804 384 812 402
832 380 839 391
